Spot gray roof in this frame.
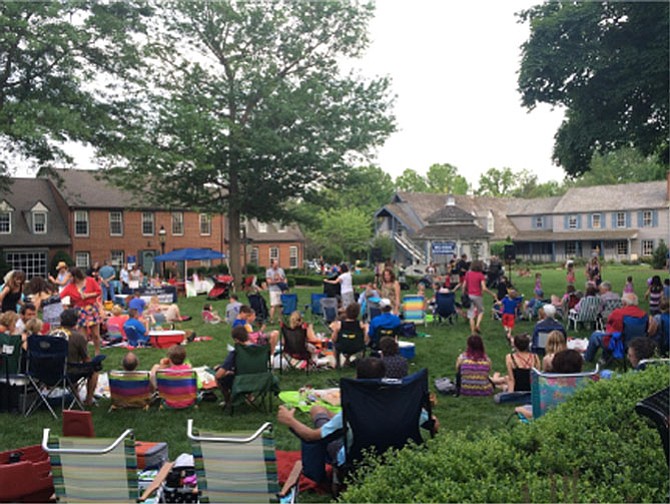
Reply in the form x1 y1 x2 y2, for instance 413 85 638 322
0 178 71 246
47 168 136 208
553 181 668 213
425 204 477 224
507 196 564 216
514 229 638 242
245 220 304 242
414 223 490 241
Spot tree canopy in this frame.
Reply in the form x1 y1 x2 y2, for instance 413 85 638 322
518 1 669 177
102 0 396 280
0 1 149 189
477 167 565 198
394 164 469 194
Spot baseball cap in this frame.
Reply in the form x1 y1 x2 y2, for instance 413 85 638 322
379 298 391 308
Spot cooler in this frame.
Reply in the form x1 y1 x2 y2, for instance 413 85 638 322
135 441 169 470
398 341 416 359
149 330 186 349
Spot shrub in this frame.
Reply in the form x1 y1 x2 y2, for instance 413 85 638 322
652 239 668 270
341 365 669 503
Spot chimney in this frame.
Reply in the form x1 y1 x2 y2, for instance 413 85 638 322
446 194 455 206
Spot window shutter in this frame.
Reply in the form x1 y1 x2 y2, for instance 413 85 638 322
626 212 631 228
600 213 605 229
587 215 592 229
611 213 616 228
531 217 536 230
637 211 643 227
577 215 582 229
652 210 658 227
563 215 568 230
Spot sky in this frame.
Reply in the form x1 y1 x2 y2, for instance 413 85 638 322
359 0 567 188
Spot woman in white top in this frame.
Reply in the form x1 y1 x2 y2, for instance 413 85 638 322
325 263 354 307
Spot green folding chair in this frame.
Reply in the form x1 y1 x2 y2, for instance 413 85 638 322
0 333 27 413
230 344 279 414
187 419 300 503
42 428 139 503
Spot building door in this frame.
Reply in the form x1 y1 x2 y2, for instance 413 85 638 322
140 249 157 276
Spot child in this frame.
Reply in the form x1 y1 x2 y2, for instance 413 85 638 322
225 294 242 325
534 273 543 297
566 263 575 285
232 305 253 331
501 289 522 342
202 303 222 324
214 326 250 405
379 336 408 379
123 308 150 347
150 344 192 388
623 276 634 295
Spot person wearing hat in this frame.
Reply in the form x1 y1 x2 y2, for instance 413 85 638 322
531 303 566 353
49 261 72 294
367 298 401 349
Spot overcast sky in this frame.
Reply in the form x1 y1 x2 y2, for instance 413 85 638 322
359 0 567 188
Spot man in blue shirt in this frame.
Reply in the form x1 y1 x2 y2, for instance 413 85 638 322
367 298 401 348
98 260 116 302
128 292 146 314
531 304 566 351
123 308 150 346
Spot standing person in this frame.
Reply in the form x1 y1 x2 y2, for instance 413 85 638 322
265 259 286 324
324 264 354 308
59 267 103 356
98 260 116 303
49 261 72 293
0 270 25 313
500 288 523 343
534 273 543 297
623 276 635 296
585 256 602 286
26 276 56 312
119 263 130 292
455 254 469 284
461 260 496 334
645 275 663 316
379 268 401 315
566 262 576 286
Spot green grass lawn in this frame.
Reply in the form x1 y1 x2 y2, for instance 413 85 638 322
1 263 665 496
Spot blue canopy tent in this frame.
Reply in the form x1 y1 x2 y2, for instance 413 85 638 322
153 248 227 284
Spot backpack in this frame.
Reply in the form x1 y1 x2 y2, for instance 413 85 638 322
607 331 625 360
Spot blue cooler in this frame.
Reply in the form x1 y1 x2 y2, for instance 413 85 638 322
398 341 416 359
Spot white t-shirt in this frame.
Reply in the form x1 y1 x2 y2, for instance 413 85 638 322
266 267 286 292
339 271 353 295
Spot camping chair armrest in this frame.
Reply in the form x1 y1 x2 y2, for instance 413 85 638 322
278 460 302 498
187 419 272 443
42 428 134 454
139 461 174 502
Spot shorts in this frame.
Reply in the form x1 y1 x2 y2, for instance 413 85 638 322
78 304 101 327
467 295 484 319
341 291 355 308
502 313 515 329
269 289 282 307
313 413 344 463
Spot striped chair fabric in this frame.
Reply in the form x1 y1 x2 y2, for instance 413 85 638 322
109 370 154 410
191 424 279 503
46 430 138 503
402 295 426 325
156 369 198 409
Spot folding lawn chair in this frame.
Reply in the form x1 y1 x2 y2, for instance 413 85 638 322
24 335 84 418
334 325 366 369
531 331 551 357
280 293 298 320
230 343 278 414
308 293 327 324
319 297 339 328
186 419 301 503
568 296 600 331
370 324 400 351
247 293 269 324
123 325 150 348
530 367 600 419
366 297 382 322
42 427 140 503
279 323 316 375
0 333 28 413
402 295 426 325
635 386 670 466
604 315 649 370
156 369 199 409
434 291 457 324
109 370 155 411
597 298 622 331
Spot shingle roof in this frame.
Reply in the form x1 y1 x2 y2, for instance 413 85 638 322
1 178 71 246
245 220 304 242
507 196 564 216
414 223 490 241
425 204 477 224
47 168 136 208
552 181 667 213
514 229 638 242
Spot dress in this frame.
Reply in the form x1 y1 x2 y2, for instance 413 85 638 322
380 282 398 312
457 353 493 396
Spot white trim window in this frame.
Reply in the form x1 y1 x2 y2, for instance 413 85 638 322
110 211 123 236
642 210 652 227
172 212 184 235
565 242 577 256
276 222 287 233
616 241 628 255
142 212 154 236
250 247 259 265
199 214 211 235
568 215 578 229
0 200 12 234
591 213 601 229
111 250 125 268
641 240 654 256
33 212 47 234
616 211 626 228
74 210 89 236
75 251 91 268
289 246 298 268
269 247 279 262
534 216 543 229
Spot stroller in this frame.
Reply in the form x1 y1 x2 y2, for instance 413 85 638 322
207 275 234 300
247 293 269 324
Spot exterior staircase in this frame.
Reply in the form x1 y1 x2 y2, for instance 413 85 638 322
393 233 426 264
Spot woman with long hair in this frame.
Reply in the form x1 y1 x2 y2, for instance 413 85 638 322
0 270 25 313
60 267 103 355
455 334 493 396
380 268 401 315
542 330 567 372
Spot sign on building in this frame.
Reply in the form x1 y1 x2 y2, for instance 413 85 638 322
432 241 457 255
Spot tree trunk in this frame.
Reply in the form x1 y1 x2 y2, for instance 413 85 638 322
228 202 242 289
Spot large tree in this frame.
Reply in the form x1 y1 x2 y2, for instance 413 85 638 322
104 1 396 282
518 2 669 177
394 164 468 194
573 147 667 187
0 1 149 189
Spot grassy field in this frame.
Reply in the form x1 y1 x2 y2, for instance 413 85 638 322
1 263 666 496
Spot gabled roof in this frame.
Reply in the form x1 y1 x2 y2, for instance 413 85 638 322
47 168 136 208
414 223 490 241
425 204 477 224
245 219 304 242
0 178 70 246
552 181 667 213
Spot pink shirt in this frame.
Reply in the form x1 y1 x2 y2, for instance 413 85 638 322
464 271 485 296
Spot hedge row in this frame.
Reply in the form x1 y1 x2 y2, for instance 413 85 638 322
341 365 669 503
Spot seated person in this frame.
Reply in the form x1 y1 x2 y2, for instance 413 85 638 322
15 303 37 335
106 304 129 340
584 293 648 363
455 334 493 396
122 351 139 371
202 303 222 324
246 308 279 351
123 308 150 346
145 295 187 323
0 310 19 335
331 302 368 347
284 310 321 357
277 357 439 481
627 337 658 370
523 290 544 320
225 294 242 324
491 334 540 392
542 330 567 372
367 298 402 348
532 304 566 347
52 309 104 406
150 344 191 388
127 292 146 314
379 336 408 379
570 284 598 315
214 326 250 405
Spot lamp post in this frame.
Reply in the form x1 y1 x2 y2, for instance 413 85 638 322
158 225 166 279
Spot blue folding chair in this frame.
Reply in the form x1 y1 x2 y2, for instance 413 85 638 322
309 293 327 323
434 292 457 324
281 293 299 320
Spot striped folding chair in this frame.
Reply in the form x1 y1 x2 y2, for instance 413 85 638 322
42 428 139 503
187 419 300 503
402 295 426 325
109 370 155 411
156 369 198 409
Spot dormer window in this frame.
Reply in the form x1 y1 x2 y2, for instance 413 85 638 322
30 201 48 234
276 222 287 233
257 222 268 233
487 210 494 233
0 200 13 234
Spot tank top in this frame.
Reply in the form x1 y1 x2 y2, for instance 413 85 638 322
510 353 534 392
1 289 21 313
